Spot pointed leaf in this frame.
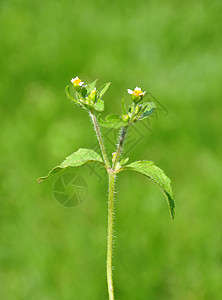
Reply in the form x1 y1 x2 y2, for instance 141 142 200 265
65 85 82 106
121 161 175 219
140 102 156 120
98 82 111 98
94 99 104 112
87 79 98 94
37 148 104 183
98 114 126 129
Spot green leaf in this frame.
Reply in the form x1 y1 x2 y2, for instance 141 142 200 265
140 102 156 120
87 79 98 94
121 160 175 219
98 82 111 98
37 148 104 183
98 114 126 129
94 99 104 112
65 85 81 106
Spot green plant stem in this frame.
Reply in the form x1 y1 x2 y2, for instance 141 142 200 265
107 171 116 300
90 112 111 168
112 126 127 169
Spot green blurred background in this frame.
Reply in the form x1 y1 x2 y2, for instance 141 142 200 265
1 0 222 299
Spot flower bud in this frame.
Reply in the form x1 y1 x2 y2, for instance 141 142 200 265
112 152 117 163
134 105 140 114
122 114 130 122
88 88 97 102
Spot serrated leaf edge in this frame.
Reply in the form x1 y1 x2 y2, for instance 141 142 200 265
37 148 105 183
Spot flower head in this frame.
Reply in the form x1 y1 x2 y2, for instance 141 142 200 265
127 87 146 103
71 76 84 87
127 87 146 97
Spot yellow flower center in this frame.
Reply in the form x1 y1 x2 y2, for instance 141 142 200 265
133 89 142 97
74 78 81 85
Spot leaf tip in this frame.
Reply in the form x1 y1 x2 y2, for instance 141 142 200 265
170 204 175 221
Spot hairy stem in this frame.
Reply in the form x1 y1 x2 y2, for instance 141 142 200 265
89 112 111 168
107 171 115 300
112 127 127 169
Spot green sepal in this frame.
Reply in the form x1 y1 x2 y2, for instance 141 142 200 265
98 114 126 129
121 160 175 220
81 86 87 98
37 148 104 183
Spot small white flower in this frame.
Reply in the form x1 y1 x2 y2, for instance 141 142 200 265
127 87 146 97
71 76 84 86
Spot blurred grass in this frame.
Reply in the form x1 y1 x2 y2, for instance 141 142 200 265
1 0 222 299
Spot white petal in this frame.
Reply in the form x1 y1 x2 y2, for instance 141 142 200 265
142 91 146 95
79 81 84 86
127 89 133 94
134 87 141 91
71 76 79 83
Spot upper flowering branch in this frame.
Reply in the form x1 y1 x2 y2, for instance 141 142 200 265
65 76 111 113
66 77 156 129
97 85 155 129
